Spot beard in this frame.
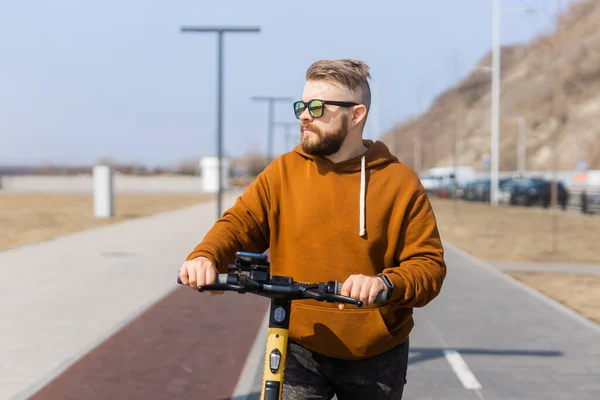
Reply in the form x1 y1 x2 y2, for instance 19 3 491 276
300 114 349 156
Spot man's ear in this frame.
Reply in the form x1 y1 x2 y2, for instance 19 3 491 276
352 104 368 127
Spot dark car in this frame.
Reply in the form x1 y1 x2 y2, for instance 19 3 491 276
509 178 569 209
461 180 480 201
462 178 514 202
461 179 489 201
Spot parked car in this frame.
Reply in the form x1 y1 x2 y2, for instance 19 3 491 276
497 178 520 204
508 178 569 209
461 179 489 201
461 180 480 201
462 178 514 202
433 184 453 198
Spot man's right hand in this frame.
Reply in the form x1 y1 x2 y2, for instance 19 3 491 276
179 256 218 289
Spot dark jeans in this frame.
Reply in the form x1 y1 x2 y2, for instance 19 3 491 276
282 337 409 400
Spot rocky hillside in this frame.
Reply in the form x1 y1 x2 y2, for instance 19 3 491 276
383 0 600 173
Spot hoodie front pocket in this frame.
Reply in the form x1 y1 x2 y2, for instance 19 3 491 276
289 304 394 359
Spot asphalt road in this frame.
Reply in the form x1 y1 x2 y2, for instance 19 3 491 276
231 243 600 400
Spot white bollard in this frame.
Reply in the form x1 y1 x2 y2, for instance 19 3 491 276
93 165 114 218
200 156 230 194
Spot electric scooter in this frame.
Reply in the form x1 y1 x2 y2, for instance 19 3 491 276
177 251 385 400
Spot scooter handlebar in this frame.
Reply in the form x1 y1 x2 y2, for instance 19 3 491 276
177 274 387 306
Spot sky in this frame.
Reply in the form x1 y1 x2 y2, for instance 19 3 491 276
0 0 574 168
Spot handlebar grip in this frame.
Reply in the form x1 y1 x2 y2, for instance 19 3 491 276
331 281 387 305
176 274 230 285
374 290 387 305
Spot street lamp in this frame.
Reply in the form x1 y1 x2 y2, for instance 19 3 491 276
489 1 537 205
515 116 527 174
181 26 261 219
273 121 300 151
252 96 294 164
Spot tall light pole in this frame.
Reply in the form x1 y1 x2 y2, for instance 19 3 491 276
450 51 461 204
489 2 537 206
516 116 527 174
274 121 300 152
181 26 260 219
412 78 426 174
252 96 294 164
490 0 501 206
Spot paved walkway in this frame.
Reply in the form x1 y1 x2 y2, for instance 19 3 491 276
1 196 263 400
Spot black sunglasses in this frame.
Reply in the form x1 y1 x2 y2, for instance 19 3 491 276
293 99 358 119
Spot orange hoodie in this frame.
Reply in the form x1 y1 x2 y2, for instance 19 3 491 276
187 139 446 360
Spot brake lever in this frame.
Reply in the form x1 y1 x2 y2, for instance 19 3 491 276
176 275 246 293
325 281 387 305
303 289 363 307
325 293 364 307
197 283 246 293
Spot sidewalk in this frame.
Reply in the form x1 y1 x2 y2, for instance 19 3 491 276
0 198 236 400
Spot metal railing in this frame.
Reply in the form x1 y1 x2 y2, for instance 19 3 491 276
565 188 600 215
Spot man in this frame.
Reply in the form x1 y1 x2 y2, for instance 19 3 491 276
179 59 446 399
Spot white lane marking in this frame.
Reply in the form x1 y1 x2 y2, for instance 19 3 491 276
426 320 485 397
443 349 482 390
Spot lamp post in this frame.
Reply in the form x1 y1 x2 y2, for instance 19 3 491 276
516 116 527 174
489 2 537 205
252 96 294 164
181 26 261 219
274 121 300 152
490 0 501 206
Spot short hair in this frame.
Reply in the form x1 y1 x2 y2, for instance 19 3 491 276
306 59 372 111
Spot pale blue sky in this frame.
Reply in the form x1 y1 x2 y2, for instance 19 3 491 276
0 0 571 167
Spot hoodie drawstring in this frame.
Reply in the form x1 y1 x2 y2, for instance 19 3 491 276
359 156 366 237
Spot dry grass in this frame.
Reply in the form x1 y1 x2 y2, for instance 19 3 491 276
0 193 215 251
509 271 600 324
430 198 600 263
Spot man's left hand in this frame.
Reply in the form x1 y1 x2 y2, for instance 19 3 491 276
339 274 386 310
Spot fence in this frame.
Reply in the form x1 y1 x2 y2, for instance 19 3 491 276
565 187 600 215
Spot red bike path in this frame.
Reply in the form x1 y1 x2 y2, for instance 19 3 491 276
28 287 269 400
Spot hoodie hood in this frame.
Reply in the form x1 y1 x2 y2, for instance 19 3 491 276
294 139 399 237
293 139 398 173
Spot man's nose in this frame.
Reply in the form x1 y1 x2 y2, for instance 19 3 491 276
299 108 313 122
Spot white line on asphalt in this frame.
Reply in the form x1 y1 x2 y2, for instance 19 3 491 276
426 320 485 397
443 350 482 390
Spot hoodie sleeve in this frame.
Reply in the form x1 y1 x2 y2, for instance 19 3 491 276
186 171 271 272
382 190 446 307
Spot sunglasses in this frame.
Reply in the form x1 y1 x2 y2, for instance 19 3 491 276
293 99 358 119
